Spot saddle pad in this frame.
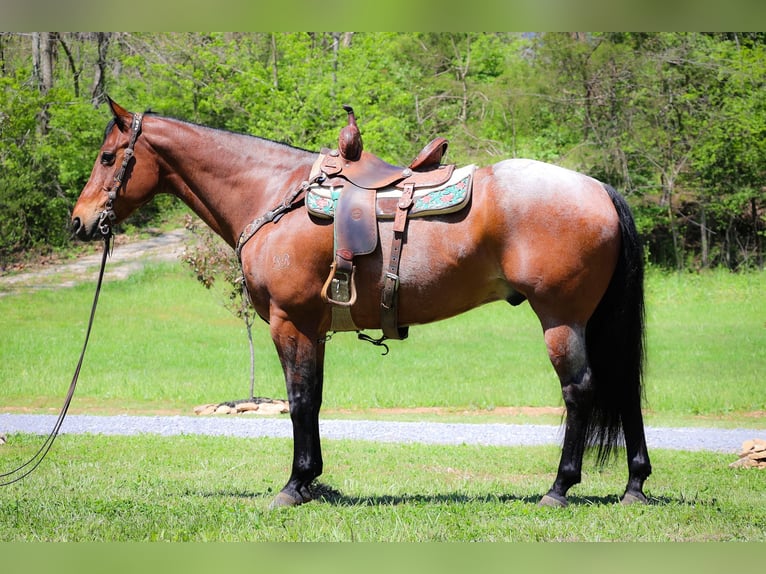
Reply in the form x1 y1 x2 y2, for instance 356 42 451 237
307 164 476 220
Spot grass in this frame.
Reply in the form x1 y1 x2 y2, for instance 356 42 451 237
0 432 764 542
1 262 764 428
0 260 765 543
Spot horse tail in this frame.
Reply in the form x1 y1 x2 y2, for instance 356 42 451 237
585 183 646 464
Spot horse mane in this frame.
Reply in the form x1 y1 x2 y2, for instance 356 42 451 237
103 106 314 155
153 110 314 154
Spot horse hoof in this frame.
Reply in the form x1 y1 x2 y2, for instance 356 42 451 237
538 493 568 508
620 492 648 505
268 491 304 509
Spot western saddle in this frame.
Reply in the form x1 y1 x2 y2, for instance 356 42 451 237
317 106 461 341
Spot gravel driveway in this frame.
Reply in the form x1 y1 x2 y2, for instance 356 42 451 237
0 413 759 453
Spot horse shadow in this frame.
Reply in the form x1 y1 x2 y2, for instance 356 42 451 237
197 482 679 508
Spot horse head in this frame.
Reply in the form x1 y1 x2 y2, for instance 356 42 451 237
71 98 159 241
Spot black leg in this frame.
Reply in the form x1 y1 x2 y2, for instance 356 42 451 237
620 398 652 504
539 324 593 507
540 365 594 507
269 319 325 508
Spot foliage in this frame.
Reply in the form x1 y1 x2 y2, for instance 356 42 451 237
0 32 764 270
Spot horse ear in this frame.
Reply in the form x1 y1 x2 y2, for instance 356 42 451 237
106 96 131 132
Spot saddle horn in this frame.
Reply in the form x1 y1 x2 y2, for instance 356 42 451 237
338 105 363 162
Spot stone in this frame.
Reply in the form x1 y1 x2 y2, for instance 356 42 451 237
256 402 289 415
194 404 218 415
235 402 260 413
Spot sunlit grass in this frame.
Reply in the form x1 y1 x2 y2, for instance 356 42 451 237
0 433 763 541
1 263 764 424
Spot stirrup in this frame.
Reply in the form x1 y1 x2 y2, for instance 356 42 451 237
321 262 357 307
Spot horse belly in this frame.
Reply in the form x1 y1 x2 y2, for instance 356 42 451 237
352 216 509 328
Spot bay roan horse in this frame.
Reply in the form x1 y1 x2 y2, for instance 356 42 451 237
71 99 651 508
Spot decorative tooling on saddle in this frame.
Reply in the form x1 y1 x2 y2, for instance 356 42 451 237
307 163 475 220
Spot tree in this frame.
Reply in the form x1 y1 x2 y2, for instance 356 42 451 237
181 216 260 399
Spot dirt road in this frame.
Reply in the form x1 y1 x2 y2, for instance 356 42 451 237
0 229 188 296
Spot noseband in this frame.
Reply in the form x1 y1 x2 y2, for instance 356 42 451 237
98 113 143 237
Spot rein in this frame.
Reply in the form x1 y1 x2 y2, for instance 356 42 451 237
0 237 111 486
0 113 143 486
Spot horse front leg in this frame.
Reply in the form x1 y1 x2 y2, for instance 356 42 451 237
268 316 326 508
539 323 593 508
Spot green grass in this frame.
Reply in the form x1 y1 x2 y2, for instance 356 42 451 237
644 268 766 418
1 262 764 427
0 433 764 542
1 263 765 543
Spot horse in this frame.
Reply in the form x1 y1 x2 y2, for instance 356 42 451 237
71 98 651 508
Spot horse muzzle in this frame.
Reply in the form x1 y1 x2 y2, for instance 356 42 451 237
71 214 108 241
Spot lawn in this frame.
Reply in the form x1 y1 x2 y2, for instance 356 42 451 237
0 432 764 542
0 262 764 426
0 261 764 543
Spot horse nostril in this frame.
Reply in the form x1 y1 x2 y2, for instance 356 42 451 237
71 217 83 238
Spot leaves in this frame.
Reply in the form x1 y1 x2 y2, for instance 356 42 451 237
0 32 764 269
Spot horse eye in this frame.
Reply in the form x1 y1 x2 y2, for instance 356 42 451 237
100 152 116 166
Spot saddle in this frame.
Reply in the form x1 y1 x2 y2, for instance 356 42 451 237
315 106 474 341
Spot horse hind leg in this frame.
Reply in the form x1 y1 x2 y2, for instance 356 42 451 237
538 323 593 507
619 391 651 504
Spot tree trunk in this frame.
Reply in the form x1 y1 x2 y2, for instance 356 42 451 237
32 32 55 135
91 32 110 106
270 33 278 89
753 197 763 270
700 203 709 268
33 32 55 94
56 33 81 98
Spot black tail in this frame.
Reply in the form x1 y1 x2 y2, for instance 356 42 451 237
585 183 646 463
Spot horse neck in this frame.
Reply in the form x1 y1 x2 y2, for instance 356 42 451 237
145 116 316 247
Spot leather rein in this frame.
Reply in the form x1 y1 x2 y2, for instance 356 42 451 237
0 113 143 486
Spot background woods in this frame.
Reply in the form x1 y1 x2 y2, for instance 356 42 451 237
1 32 764 271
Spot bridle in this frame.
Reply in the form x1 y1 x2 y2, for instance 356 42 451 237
98 112 144 238
0 112 143 487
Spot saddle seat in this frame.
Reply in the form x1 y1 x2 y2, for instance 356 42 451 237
320 139 452 191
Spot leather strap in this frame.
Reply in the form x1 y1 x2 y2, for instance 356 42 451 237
381 182 413 340
1 236 112 486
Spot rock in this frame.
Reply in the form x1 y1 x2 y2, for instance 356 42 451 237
235 402 260 413
193 399 289 416
0 433 6 446
257 401 289 415
731 439 766 469
194 403 218 415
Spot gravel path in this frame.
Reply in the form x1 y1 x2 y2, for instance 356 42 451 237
0 413 760 453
